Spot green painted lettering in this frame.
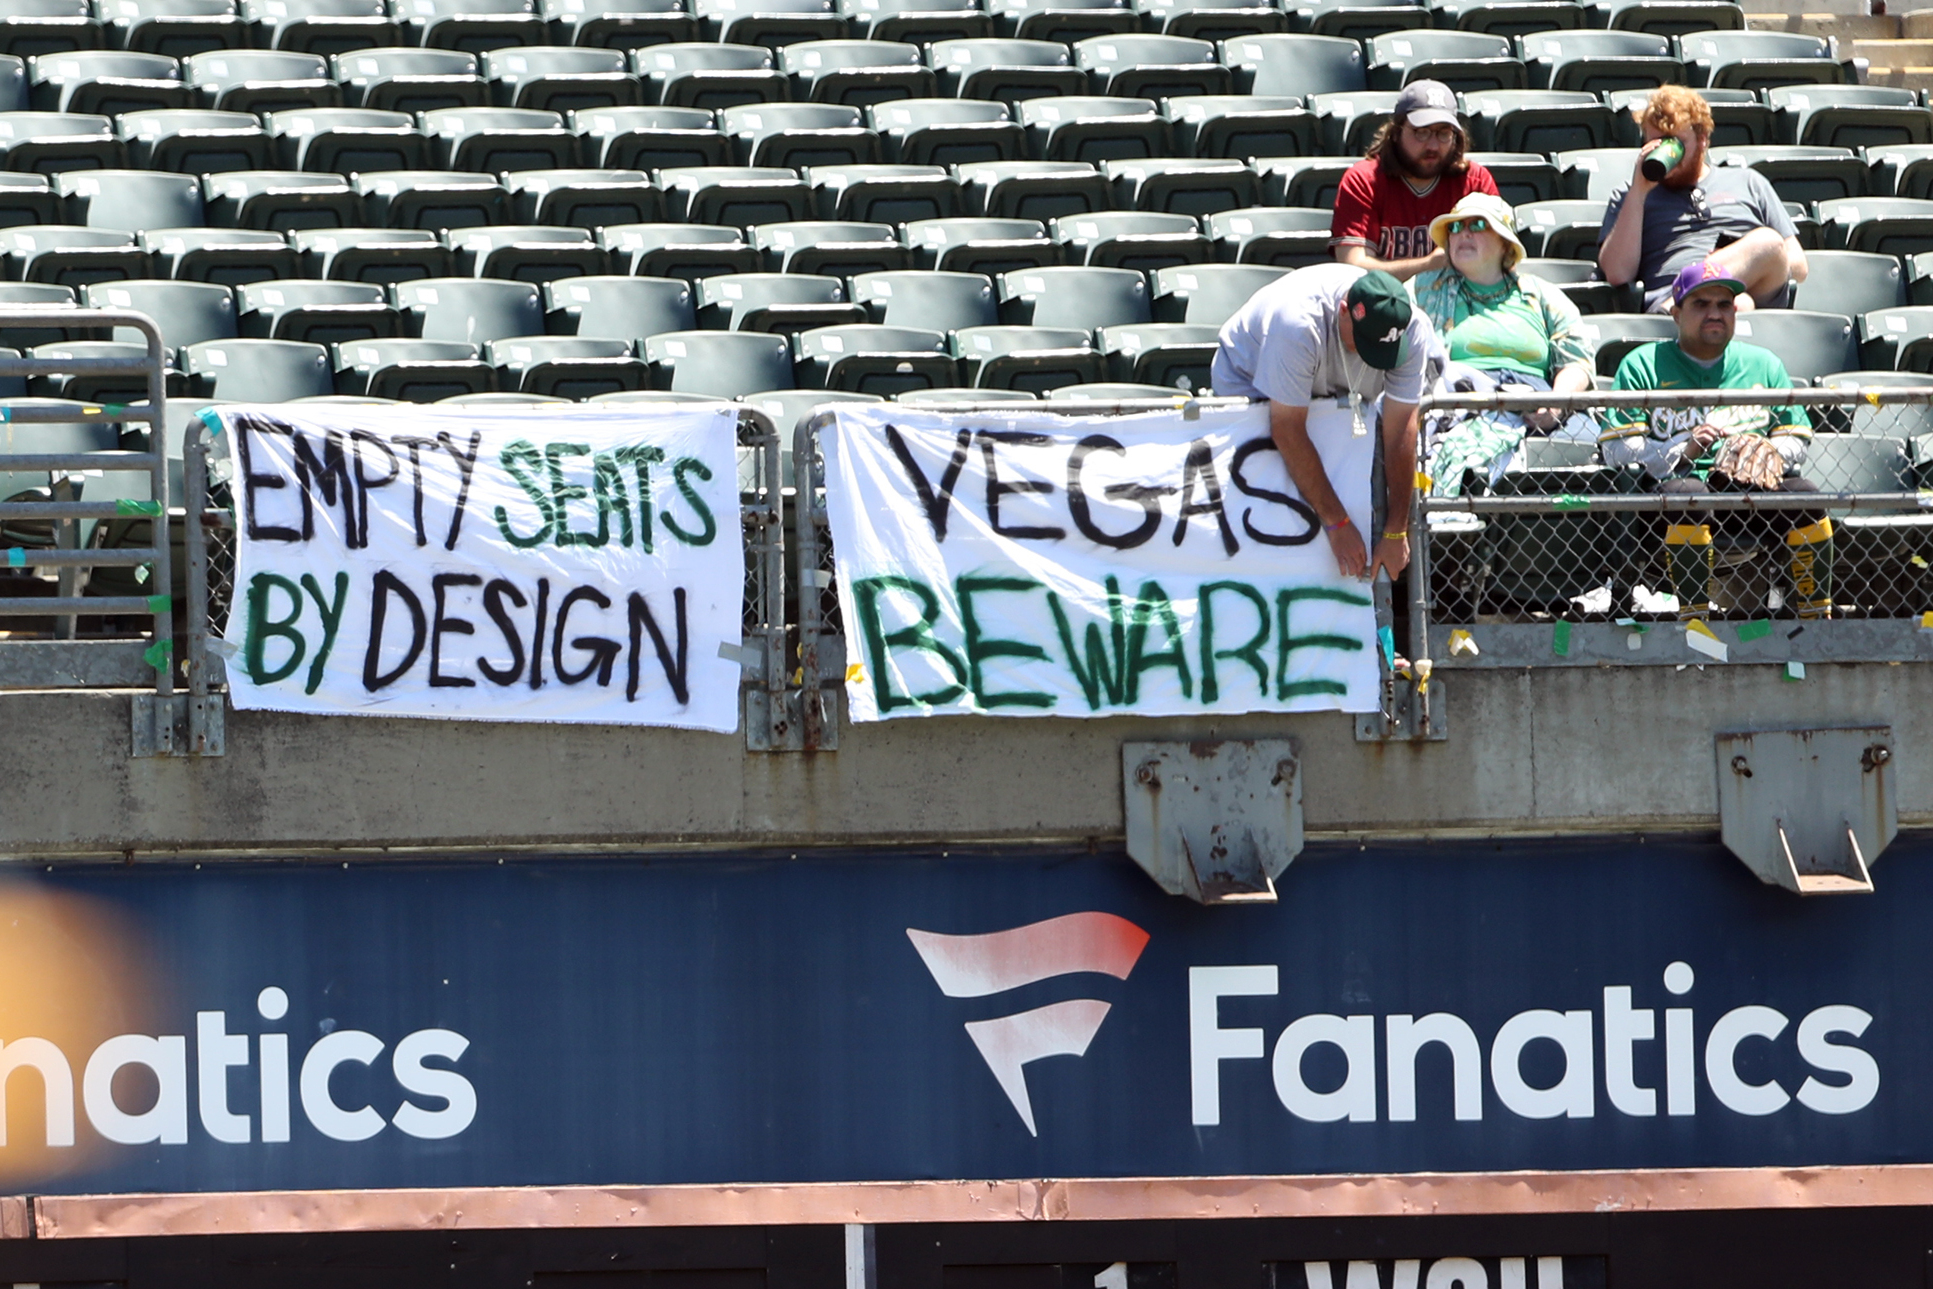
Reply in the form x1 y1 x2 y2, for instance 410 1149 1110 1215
956 575 1054 710
663 456 717 547
1046 575 1128 711
493 439 554 549
243 572 305 685
852 575 967 712
1198 580 1270 704
1126 580 1191 702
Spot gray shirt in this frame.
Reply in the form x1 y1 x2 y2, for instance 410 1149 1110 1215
1211 262 1433 407
1598 164 1796 301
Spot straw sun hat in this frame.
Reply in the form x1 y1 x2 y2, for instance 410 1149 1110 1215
1427 192 1525 272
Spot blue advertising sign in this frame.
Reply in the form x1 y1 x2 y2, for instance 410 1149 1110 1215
0 835 1925 1196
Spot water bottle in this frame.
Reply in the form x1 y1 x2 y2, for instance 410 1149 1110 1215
1641 137 1684 182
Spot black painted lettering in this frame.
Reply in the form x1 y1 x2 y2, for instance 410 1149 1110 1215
392 435 436 547
553 585 620 686
436 429 482 551
1172 438 1238 556
626 588 689 704
1066 435 1170 550
236 417 300 543
477 578 527 687
349 430 399 550
884 423 972 541
429 572 481 689
362 569 426 692
292 427 355 543
1230 437 1320 547
978 430 1065 541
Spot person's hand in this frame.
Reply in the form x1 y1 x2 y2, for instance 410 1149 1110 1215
1523 408 1560 433
1324 517 1368 579
1423 247 1449 272
1633 138 1669 191
1688 422 1727 452
1370 532 1410 581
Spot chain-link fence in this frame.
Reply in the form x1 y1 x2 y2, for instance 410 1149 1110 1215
1414 389 1933 646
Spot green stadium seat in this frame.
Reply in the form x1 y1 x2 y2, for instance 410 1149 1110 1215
182 338 334 401
202 170 360 230
644 328 795 395
634 43 784 110
445 224 608 281
573 104 727 170
1791 249 1905 318
598 222 759 279
1017 94 1169 163
1462 88 1615 152
1074 33 1229 98
1219 33 1365 98
1137 0 1284 41
1572 310 1673 374
1553 146 1639 200
903 215 1057 274
955 159 1109 220
1104 156 1256 214
237 279 400 344
545 274 695 341
1162 94 1318 160
267 106 425 174
1518 30 1680 94
1252 154 1354 207
1605 86 1771 147
851 268 998 331
1728 308 1856 382
0 110 122 171
396 0 547 52
505 168 660 228
392 276 544 341
184 49 336 114
352 170 507 231
1676 30 1846 92
952 323 1103 390
753 220 910 275
1817 196 1933 258
779 39 933 106
1051 209 1209 270
541 0 695 50
869 97 1024 166
694 271 865 333
1467 149 1561 203
1513 197 1603 258
989 0 1136 43
141 227 297 286
334 337 494 400
1365 30 1522 92
481 45 640 114
332 46 484 113
999 264 1150 328
1204 205 1331 266
1307 88 1400 153
1098 320 1218 387
246 0 399 55
486 335 649 399
422 105 576 172
927 38 1086 103
693 0 845 46
1151 261 1285 323
291 226 452 282
1710 145 1865 204
1588 0 1740 36
793 323 956 393
1767 84 1933 151
656 165 812 227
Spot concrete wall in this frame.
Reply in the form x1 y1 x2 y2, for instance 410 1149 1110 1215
1 661 1927 858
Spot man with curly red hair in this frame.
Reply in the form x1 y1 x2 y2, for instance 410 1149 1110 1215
1597 85 1807 312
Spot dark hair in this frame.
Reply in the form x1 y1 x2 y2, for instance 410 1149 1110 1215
1366 115 1469 178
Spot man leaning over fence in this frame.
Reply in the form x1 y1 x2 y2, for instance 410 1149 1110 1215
1212 263 1436 584
1600 261 1832 620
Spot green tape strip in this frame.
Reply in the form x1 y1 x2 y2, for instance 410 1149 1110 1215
116 498 162 517
1737 619 1772 642
1552 495 1590 511
145 593 172 614
102 403 127 416
143 638 172 669
1552 619 1572 657
5 547 22 567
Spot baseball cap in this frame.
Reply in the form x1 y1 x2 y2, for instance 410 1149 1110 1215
1344 269 1413 371
1395 80 1461 132
1670 259 1750 306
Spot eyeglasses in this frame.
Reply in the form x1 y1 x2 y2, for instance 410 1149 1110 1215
1446 217 1491 234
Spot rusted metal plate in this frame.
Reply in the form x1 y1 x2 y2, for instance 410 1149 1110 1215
1716 726 1897 894
1122 739 1301 904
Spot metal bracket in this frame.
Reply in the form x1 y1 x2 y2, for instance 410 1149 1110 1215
1716 726 1895 895
131 692 225 758
1123 739 1302 905
1355 674 1449 742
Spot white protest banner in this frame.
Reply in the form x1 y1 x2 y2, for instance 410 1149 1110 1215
215 405 744 731
822 402 1382 722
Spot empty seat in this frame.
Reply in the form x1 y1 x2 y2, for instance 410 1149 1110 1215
574 104 728 170
1150 261 1284 323
841 0 989 44
544 273 694 340
1204 205 1330 266
1712 144 1864 205
1306 88 1400 154
794 322 954 392
103 0 246 58
395 0 547 52
1462 89 1615 153
1286 0 1425 39
989 0 1135 43
1677 30 1844 92
780 38 932 106
183 49 336 114
246 0 399 56
812 162 962 223
1097 319 1216 388
1052 209 1207 270
1553 146 1639 201
896 384 1036 402
999 264 1148 328
446 224 607 280
237 279 400 343
1162 94 1317 161
633 42 783 110
1519 30 1680 94
1575 310 1673 374
1869 143 1933 201
1219 33 1364 98
1073 33 1227 98
658 165 811 227
333 46 485 113
482 45 638 113
1104 156 1256 214
720 101 879 168
694 271 862 332
1136 0 1284 42
182 337 334 400
1791 248 1905 318
752 219 909 274
353 170 506 229
0 110 121 171
928 38 1085 103
542 0 695 49
1817 196 1933 259
120 107 270 174
955 159 1107 220
1856 305 1933 370
1468 149 1561 204
1252 155 1354 207
30 49 184 114
1016 94 1165 163
422 105 575 171
505 167 659 227
292 225 452 280
0 171 60 227
692 0 845 47
1766 85 1932 152
644 328 793 394
1048 381 1187 399
392 276 543 341
599 221 758 278
903 215 1056 274
1514 197 1604 258
140 226 297 284
334 337 494 399
267 106 426 173
486 334 647 398
203 169 360 230
1590 0 1741 36
952 323 1101 390
58 167 203 229
740 387 880 437
82 278 234 354
1365 30 1521 93
870 97 1023 166
0 282 83 349
1729 308 1855 381
851 268 995 330
28 339 169 402
0 0 99 61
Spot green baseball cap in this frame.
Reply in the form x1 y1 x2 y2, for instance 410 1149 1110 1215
1345 269 1413 371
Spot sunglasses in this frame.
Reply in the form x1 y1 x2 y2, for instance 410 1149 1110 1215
1446 217 1491 234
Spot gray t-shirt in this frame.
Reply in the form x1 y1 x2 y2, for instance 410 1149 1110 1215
1598 164 1796 302
1211 262 1432 407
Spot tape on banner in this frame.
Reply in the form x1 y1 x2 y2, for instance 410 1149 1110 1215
116 499 161 517
5 548 23 567
1784 660 1806 682
846 662 866 685
1551 620 1571 656
1684 619 1728 662
1736 619 1771 642
1447 628 1478 657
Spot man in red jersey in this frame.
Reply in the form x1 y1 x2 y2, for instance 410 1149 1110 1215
1330 80 1499 282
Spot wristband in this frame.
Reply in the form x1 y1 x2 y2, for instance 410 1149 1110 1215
1382 530 1408 540
1324 517 1351 532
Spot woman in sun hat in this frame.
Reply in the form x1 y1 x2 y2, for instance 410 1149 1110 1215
1409 191 1598 494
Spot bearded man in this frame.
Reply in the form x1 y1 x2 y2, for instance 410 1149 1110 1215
1597 84 1808 313
1329 80 1499 282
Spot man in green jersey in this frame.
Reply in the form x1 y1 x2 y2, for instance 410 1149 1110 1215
1600 260 1831 618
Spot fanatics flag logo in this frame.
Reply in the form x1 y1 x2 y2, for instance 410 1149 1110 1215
907 913 1149 1135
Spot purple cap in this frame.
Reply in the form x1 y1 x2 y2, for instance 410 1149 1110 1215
1670 260 1750 305
1394 80 1461 132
